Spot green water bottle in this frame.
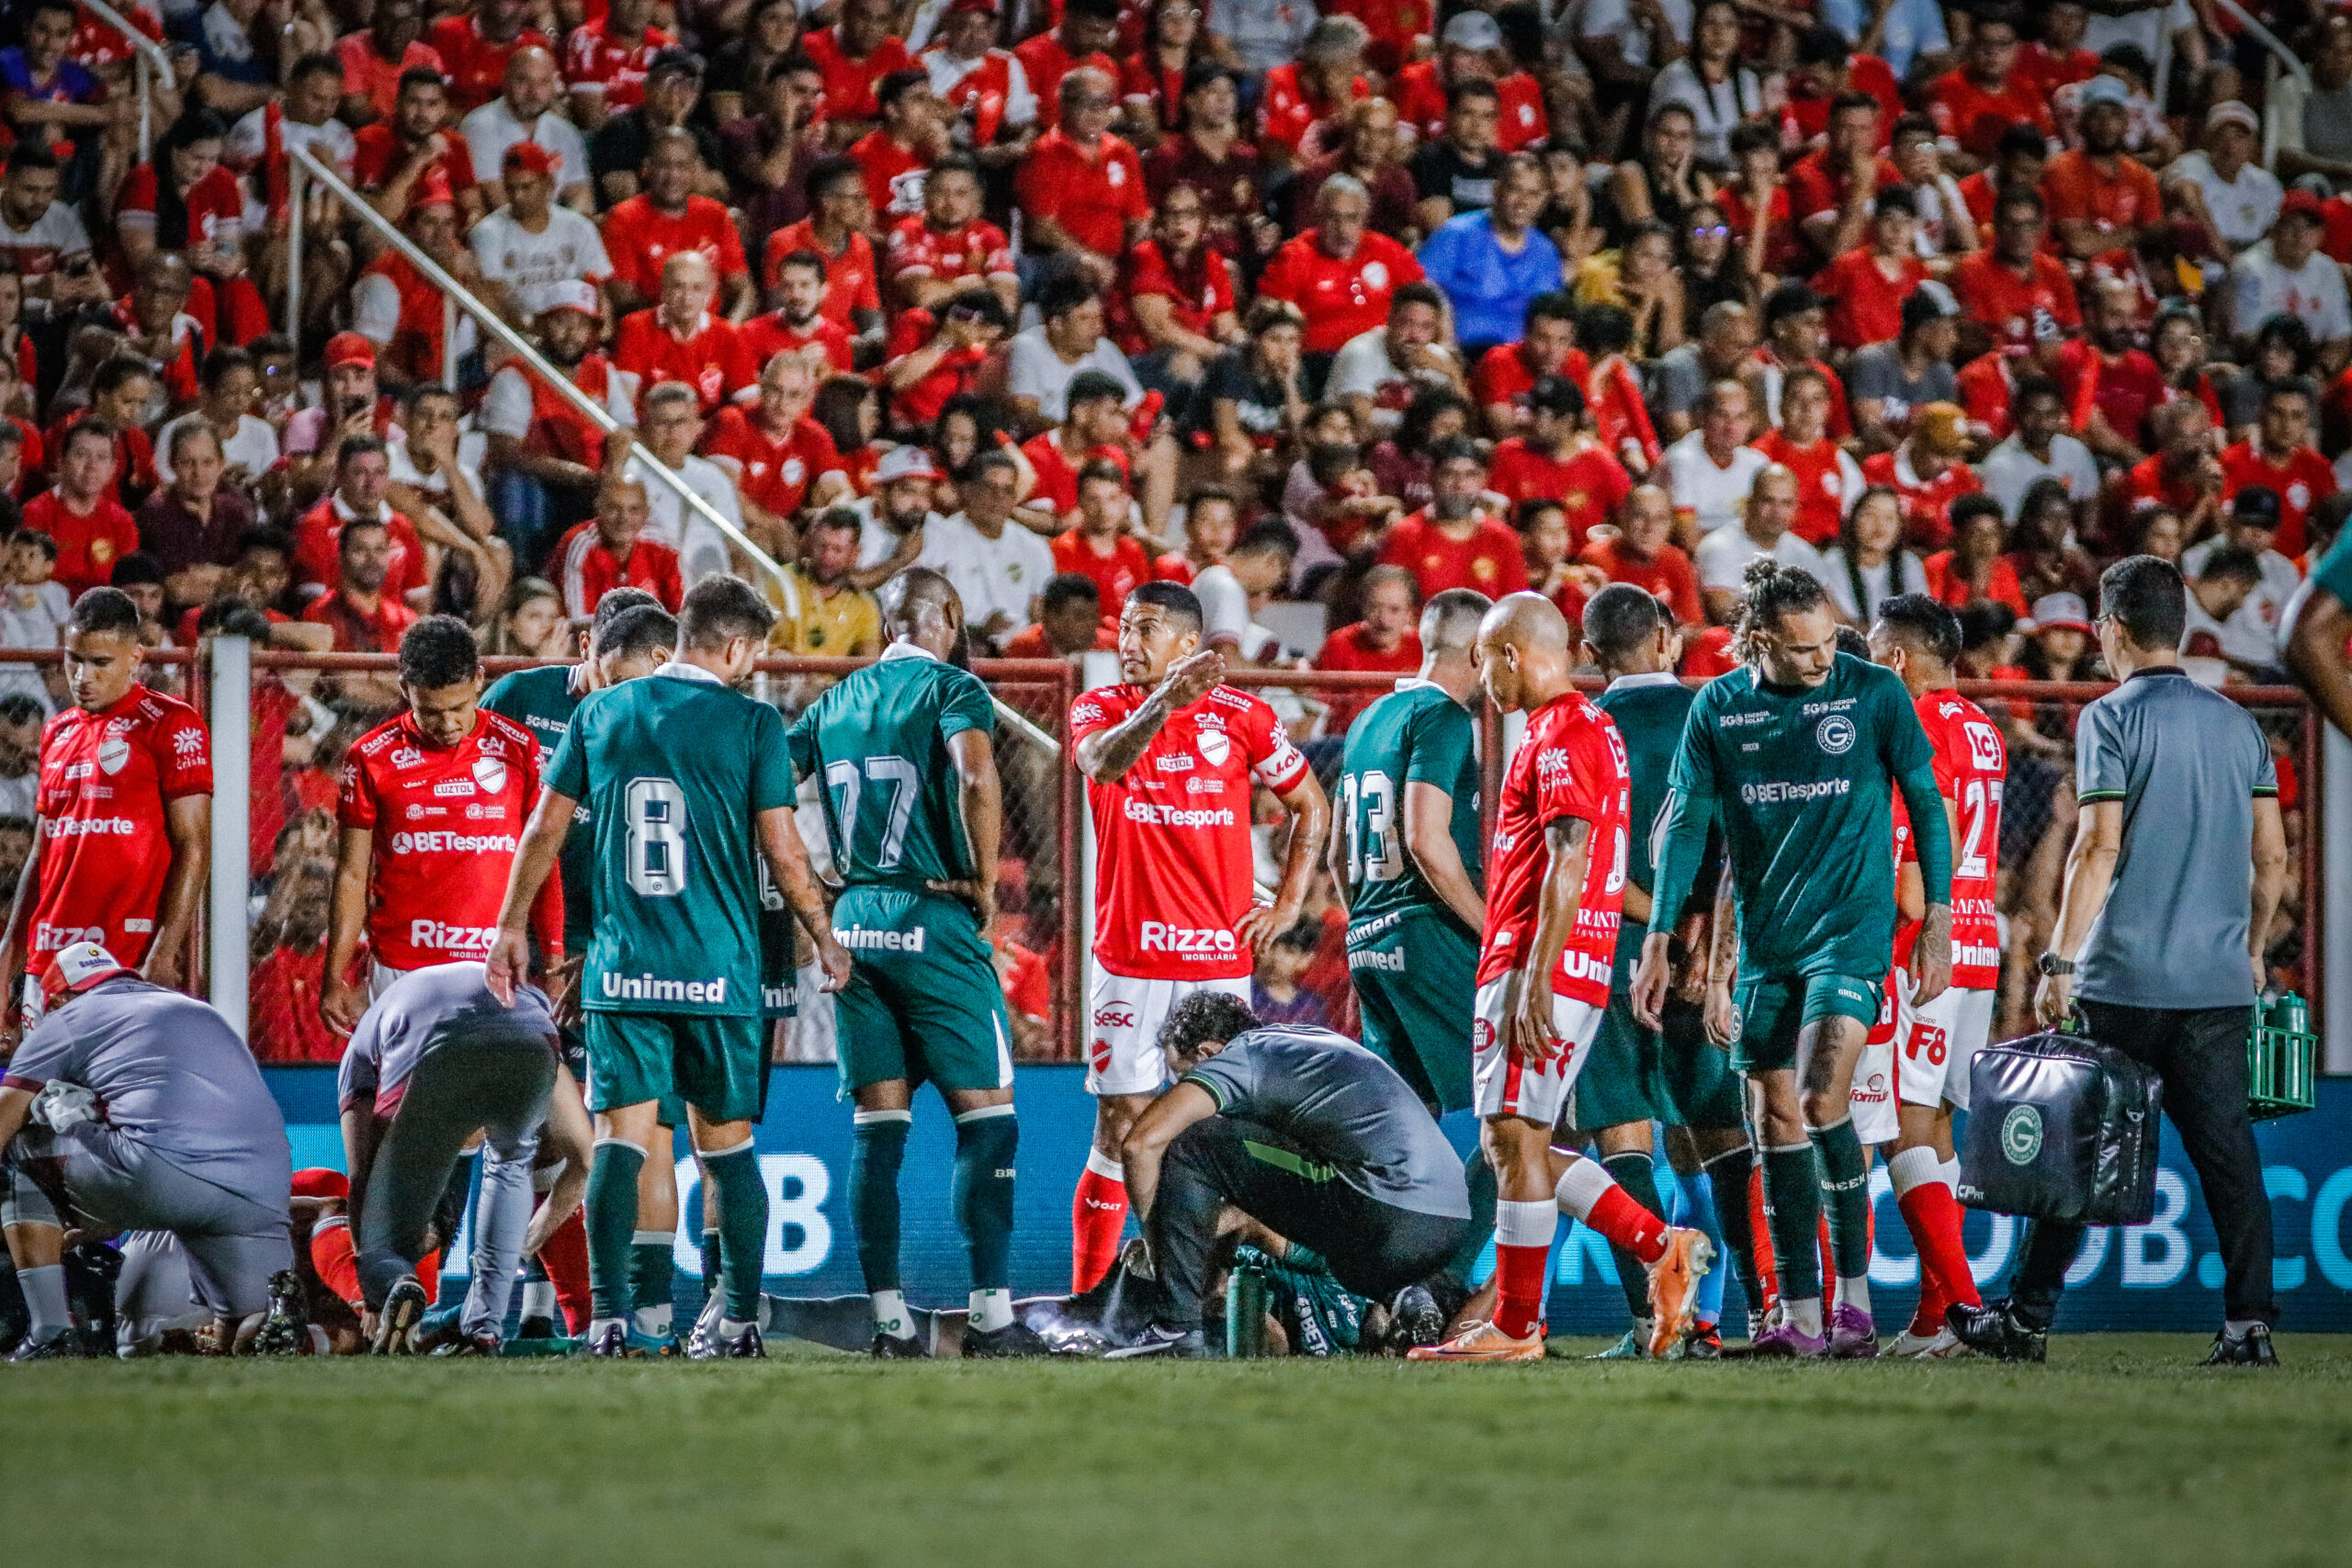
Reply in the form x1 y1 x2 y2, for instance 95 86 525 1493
2271 992 2310 1036
1226 1264 1267 1359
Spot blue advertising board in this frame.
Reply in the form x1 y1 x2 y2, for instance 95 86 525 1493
266 1066 2352 1332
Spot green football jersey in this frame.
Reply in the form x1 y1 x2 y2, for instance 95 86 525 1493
786 644 994 889
1651 653 1933 979
546 666 793 1016
1336 679 1482 935
481 664 595 952
1592 671 1698 957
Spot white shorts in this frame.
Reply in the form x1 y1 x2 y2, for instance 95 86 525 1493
368 960 413 1001
1850 974 1901 1145
1470 974 1605 1126
1895 972 1996 1111
1084 970 1251 1097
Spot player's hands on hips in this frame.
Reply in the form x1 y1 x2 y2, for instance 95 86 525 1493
482 929 531 1008
926 878 997 931
321 972 368 1035
2034 971 2073 1030
1911 903 1953 1008
1508 970 1564 1062
814 931 853 993
1237 898 1296 953
1157 649 1227 709
1629 931 1675 1031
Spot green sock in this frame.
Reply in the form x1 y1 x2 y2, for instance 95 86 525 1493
1601 1149 1664 1325
702 1142 770 1324
850 1111 910 1294
1761 1142 1824 1304
952 1108 1019 1293
1444 1146 1498 1286
699 1227 721 1292
630 1235 673 1324
1702 1145 1763 1321
1810 1118 1873 1282
585 1140 645 1322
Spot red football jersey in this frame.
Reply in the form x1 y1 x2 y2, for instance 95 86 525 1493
1949 251 2082 352
613 308 755 414
761 222 879 326
702 406 842 517
2219 440 2335 560
30 686 210 976
885 214 1017 293
1915 689 2005 989
1475 691 1629 1007
1487 439 1629 551
1071 682 1310 980
548 523 684 616
600 194 750 299
800 25 913 121
1051 528 1151 607
563 19 673 110
1256 231 1425 355
336 708 540 969
739 310 854 375
1376 513 1532 598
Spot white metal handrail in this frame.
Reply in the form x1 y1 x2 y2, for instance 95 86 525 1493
79 0 175 163
283 141 797 610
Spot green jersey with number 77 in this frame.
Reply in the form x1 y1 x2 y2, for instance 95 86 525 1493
544 665 796 1016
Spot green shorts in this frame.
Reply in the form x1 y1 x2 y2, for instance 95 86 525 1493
831 886 1013 1094
1570 984 1668 1133
1728 970 1882 1075
1346 908 1476 1114
1657 997 1744 1131
583 1010 768 1123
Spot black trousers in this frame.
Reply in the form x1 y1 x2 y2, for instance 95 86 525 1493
1147 1115 1469 1329
2010 1000 2276 1326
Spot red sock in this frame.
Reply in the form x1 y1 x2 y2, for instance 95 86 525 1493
1070 1164 1129 1293
1748 1167 1779 1314
1819 1216 1837 1309
418 1247 440 1306
537 1207 593 1334
1492 1243 1551 1340
310 1217 361 1308
1585 1185 1670 1266
1898 1179 1980 1317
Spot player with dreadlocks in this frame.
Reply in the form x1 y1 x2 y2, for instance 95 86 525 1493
1633 558 1954 1359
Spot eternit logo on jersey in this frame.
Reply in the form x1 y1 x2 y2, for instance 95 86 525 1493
602 972 730 1004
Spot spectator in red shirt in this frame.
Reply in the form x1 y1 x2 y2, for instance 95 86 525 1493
1257 174 1427 358
883 285 1012 433
1923 492 2029 616
563 0 673 132
1927 11 2055 167
429 0 549 113
1140 62 1264 257
801 0 913 136
705 348 854 540
21 419 138 598
1000 570 1114 660
1861 400 1984 549
1815 184 1930 352
1487 376 1630 552
613 250 756 414
1577 482 1702 627
338 0 441 124
1048 457 1153 604
1954 122 2051 245
885 154 1020 317
1112 181 1239 388
352 67 488 231
1377 435 1530 598
741 247 856 374
1780 23 1902 152
2053 273 2168 463
850 68 950 223
549 478 683 616
762 154 883 337
1255 14 1370 170
1473 290 1586 438
1789 88 1904 264
291 434 432 605
1314 563 1421 736
2220 378 2336 558
1016 66 1150 283
601 128 754 316
1012 0 1122 132
1950 186 2081 353
300 515 421 653
2125 398 2225 537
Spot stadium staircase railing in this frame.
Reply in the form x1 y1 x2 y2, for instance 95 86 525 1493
78 0 175 164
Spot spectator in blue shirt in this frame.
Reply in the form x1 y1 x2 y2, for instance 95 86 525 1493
1415 152 1562 359
0 0 122 198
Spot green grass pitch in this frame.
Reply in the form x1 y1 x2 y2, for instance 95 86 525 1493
7 1336 2350 1567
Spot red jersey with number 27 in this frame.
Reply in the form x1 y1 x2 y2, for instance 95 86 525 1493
1476 692 1628 1006
338 709 540 969
30 686 211 976
1071 682 1310 981
1914 688 2004 989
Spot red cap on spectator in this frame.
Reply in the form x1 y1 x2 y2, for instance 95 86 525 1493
503 141 556 177
291 1168 351 1201
325 332 376 370
2282 188 2327 223
406 168 457 216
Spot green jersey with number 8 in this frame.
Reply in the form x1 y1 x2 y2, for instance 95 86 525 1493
1335 679 1482 934
786 644 996 888
546 665 795 1017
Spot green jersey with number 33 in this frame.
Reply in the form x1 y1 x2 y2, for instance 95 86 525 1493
1335 679 1482 935
786 644 996 889
546 667 795 1016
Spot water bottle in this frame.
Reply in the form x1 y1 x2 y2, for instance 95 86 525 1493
1226 1263 1267 1359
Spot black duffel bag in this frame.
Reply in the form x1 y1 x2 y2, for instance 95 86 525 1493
1958 1027 2165 1225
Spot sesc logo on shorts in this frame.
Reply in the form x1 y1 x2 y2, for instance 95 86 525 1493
1092 1004 1136 1029
2001 1103 2044 1165
1815 714 1856 754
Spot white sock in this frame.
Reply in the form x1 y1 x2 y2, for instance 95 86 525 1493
519 1280 557 1323
632 1303 672 1337
1494 1198 1558 1250
1838 1276 1871 1314
587 1315 626 1341
1940 1155 1962 1190
1787 1296 1825 1337
1885 1144 1942 1197
871 1288 914 1339
1084 1147 1125 1181
969 1288 1013 1332
1553 1157 1619 1223
18 1262 69 1337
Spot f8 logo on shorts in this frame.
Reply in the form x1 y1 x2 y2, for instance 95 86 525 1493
1905 1022 1949 1066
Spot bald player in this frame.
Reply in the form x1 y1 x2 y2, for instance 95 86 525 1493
787 570 1046 1358
1411 593 1712 1362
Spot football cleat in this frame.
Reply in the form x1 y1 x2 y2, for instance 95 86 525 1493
1586 1325 1654 1360
1645 1227 1715 1358
2200 1323 2278 1367
710 1323 764 1359
963 1320 1051 1359
1668 1322 1724 1360
1747 1321 1829 1359
869 1330 930 1359
1407 1319 1545 1362
432 1328 505 1358
1946 1298 2046 1363
7 1327 89 1361
1827 1303 1879 1359
627 1326 680 1358
1102 1323 1205 1359
371 1276 427 1356
584 1321 632 1359
516 1314 559 1340
1385 1284 1447 1352
1888 1325 1970 1359
245 1269 307 1356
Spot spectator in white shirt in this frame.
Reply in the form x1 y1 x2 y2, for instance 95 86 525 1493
2180 542 2273 680
1192 521 1296 656
461 46 594 213
1664 378 1769 540
2182 485 2301 669
154 343 280 487
468 141 612 321
2165 102 2282 275
2230 191 2352 371
1694 463 1824 625
227 52 358 180
1004 273 1143 422
1820 484 1931 626
1976 375 2102 521
624 381 745 589
913 447 1055 647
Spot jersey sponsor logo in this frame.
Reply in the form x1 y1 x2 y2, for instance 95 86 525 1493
1196 728 1230 766
1348 947 1406 973
1850 1070 1891 1108
433 778 477 796
1473 1016 1496 1051
1092 1003 1136 1029
48 816 137 837
1137 920 1238 955
388 829 520 855
477 735 509 759
464 804 507 820
1815 714 1857 754
1962 719 2003 772
1718 709 1770 728
1122 799 1236 828
390 747 424 769
473 757 509 795
762 979 795 1012
1156 752 1195 772
600 971 730 1004
1185 776 1225 794
34 922 106 950
96 735 130 774
408 919 498 953
1071 700 1102 725
1956 942 2001 969
62 761 91 781
1558 950 1612 987
833 922 929 953
1738 777 1852 805
1346 909 1402 944
172 728 203 761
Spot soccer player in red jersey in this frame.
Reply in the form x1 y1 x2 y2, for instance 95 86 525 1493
883 154 1018 315
1867 594 2002 1358
1949 188 2081 354
1066 581 1329 1292
1377 436 1530 601
548 479 684 619
0 589 209 1039
2219 378 2335 559
704 350 852 535
1486 377 1630 553
20 418 136 598
1410 593 1708 1360
599 129 752 317
1256 175 1424 356
613 252 755 416
321 615 552 1033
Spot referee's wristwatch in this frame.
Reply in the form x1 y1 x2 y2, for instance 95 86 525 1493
2037 953 2075 977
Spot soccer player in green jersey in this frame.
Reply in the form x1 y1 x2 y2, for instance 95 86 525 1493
487 576 851 1360
787 569 1048 1359
1633 558 1954 1359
